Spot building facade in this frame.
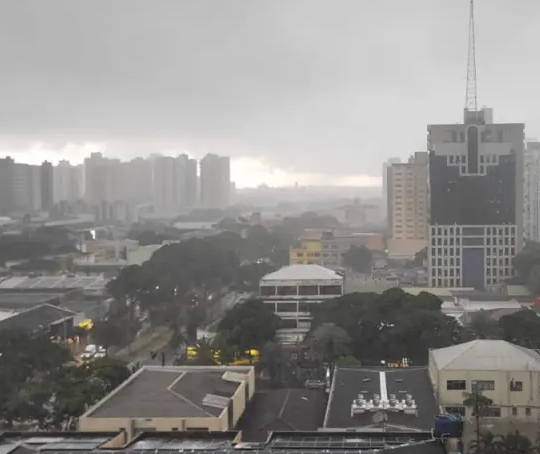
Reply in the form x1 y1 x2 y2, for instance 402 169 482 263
387 152 429 243
428 108 524 288
429 340 540 421
40 161 54 211
524 141 540 243
200 154 230 209
260 265 344 343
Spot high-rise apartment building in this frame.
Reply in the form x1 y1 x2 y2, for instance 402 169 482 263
54 160 83 203
0 157 15 216
200 154 230 209
524 141 540 243
387 152 429 242
40 161 54 211
118 158 153 203
151 154 198 213
84 153 121 204
428 108 524 288
383 157 401 226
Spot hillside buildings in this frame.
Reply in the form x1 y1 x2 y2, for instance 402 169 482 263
427 108 524 288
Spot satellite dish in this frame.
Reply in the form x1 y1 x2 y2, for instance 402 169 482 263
373 411 387 424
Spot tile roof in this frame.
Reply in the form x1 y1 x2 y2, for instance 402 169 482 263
261 265 342 282
85 366 250 419
430 340 540 371
324 367 439 431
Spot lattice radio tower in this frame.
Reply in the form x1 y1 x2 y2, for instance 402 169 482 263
465 0 478 111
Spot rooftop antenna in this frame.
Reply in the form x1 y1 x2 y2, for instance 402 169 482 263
465 0 478 112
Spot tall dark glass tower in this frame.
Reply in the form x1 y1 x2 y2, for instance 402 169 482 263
427 109 524 289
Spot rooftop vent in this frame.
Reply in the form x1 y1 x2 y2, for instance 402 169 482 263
202 393 230 409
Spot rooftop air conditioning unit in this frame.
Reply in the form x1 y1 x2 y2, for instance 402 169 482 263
402 393 418 415
351 393 371 416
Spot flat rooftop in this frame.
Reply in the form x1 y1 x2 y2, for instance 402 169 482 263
0 276 109 291
85 366 252 419
324 367 439 431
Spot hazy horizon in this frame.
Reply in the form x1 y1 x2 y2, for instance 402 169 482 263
1 0 539 188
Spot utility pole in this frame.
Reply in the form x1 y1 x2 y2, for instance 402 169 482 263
465 0 478 112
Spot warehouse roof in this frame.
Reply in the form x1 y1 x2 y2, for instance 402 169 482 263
430 340 540 371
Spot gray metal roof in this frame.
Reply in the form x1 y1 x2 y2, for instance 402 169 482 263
430 340 540 371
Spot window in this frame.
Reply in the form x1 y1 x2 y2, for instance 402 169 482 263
476 407 501 418
475 380 495 391
510 380 523 392
526 408 531 416
512 407 517 416
445 406 466 416
447 380 466 390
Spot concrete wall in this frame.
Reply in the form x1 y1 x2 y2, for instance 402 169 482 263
433 367 540 420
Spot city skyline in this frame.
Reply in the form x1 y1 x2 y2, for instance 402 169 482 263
1 0 539 187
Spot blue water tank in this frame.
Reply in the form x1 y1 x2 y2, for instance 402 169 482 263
433 413 464 438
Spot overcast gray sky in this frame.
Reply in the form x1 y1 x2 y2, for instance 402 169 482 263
0 0 538 187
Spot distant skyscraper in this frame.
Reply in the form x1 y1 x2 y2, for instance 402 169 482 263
387 152 428 242
84 152 121 204
428 108 524 288
200 154 231 209
382 157 401 227
40 161 54 211
53 160 82 203
524 141 540 243
0 157 14 215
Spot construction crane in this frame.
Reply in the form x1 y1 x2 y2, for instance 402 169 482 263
465 0 478 112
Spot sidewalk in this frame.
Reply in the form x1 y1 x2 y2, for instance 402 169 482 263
114 326 172 364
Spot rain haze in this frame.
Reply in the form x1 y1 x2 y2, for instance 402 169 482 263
0 0 538 187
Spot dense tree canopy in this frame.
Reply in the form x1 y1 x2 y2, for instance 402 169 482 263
0 330 130 429
217 299 282 352
342 245 373 273
310 288 465 364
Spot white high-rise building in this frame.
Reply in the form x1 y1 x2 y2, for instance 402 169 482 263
84 153 121 204
54 160 82 203
524 141 540 243
151 154 198 213
200 154 230 209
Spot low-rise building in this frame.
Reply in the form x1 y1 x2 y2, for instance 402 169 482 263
429 340 540 422
323 366 439 432
260 265 344 344
79 365 255 438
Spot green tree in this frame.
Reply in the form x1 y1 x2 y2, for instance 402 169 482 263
469 311 503 340
498 309 540 348
342 245 373 273
308 322 351 363
463 386 494 448
310 288 463 365
513 241 540 291
235 261 276 292
218 299 282 352
259 341 289 387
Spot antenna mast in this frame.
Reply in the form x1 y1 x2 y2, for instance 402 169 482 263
465 0 478 111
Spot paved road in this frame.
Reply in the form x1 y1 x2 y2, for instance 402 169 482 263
135 291 251 367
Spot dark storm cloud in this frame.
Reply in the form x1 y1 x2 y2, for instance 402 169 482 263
0 0 539 176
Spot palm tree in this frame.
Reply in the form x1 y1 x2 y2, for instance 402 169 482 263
309 322 351 363
463 385 494 449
